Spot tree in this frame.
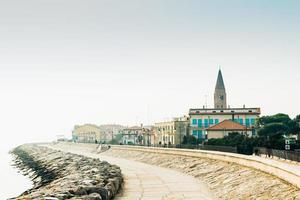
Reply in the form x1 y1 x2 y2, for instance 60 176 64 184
256 114 298 149
182 135 198 145
257 113 291 126
110 133 123 144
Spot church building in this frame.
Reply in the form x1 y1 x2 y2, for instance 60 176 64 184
189 69 261 140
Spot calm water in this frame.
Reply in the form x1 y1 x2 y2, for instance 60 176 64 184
0 147 33 199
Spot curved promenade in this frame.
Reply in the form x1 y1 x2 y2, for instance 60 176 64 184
111 145 300 189
47 143 214 200
48 143 300 199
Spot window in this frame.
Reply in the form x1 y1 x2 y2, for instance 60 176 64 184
251 118 255 125
204 119 209 128
245 119 250 127
192 119 197 125
215 119 219 124
192 130 198 136
192 130 203 139
239 119 244 125
209 119 214 125
198 130 203 139
198 119 202 128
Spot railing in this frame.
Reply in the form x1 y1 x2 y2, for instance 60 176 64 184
129 144 238 154
254 147 300 162
72 141 300 162
199 145 238 153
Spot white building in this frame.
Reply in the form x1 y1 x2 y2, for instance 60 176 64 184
189 107 260 139
120 126 150 145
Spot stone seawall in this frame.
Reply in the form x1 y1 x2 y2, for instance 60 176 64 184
11 144 123 200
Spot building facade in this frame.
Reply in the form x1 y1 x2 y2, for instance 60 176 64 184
189 69 261 139
189 107 261 139
120 126 151 145
72 124 102 143
154 116 189 146
99 124 124 143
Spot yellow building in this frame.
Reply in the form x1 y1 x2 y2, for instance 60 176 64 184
72 124 102 143
154 116 189 146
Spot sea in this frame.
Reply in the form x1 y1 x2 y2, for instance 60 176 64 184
0 146 33 199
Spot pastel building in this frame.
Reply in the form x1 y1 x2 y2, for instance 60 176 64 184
189 70 261 139
120 125 151 145
154 116 189 146
99 124 124 143
72 124 102 143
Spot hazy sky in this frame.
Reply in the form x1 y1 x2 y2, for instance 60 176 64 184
0 0 299 147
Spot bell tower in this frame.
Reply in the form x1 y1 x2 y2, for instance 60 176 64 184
214 69 227 109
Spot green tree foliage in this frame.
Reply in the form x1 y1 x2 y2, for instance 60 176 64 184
256 114 299 149
109 133 123 144
257 113 291 126
207 132 258 154
182 135 198 145
207 132 254 146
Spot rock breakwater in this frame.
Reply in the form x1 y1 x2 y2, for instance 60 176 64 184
11 144 123 200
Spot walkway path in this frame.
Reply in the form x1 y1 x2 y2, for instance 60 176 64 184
112 145 300 188
46 144 214 200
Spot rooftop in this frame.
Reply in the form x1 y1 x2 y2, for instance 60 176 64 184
206 120 247 131
189 107 261 115
215 69 226 90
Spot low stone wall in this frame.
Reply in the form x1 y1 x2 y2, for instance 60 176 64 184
11 144 123 200
102 146 300 200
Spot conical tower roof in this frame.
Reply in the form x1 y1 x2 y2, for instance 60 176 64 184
215 69 225 90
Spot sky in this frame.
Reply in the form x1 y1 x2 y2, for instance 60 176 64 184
0 0 299 147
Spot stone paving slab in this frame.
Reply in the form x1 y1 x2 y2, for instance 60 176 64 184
47 145 214 200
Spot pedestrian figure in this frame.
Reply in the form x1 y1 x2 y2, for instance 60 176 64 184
266 142 273 158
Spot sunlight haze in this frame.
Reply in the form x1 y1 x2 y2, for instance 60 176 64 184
0 0 299 147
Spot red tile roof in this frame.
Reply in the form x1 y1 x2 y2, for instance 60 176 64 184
206 120 247 131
